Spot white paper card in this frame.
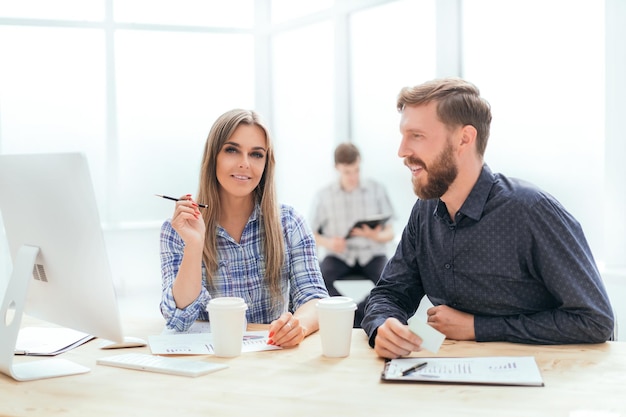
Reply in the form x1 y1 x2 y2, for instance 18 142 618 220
407 316 445 354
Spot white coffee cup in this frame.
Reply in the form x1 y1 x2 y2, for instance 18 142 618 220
316 296 357 357
206 297 248 357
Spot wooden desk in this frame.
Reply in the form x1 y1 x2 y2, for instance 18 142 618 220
2 316 625 417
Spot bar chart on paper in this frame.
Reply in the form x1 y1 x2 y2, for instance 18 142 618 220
148 330 281 355
381 356 544 386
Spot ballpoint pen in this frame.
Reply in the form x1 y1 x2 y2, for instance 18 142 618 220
155 194 208 208
401 361 428 376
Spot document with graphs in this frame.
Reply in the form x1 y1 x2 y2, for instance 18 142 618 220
148 330 281 355
381 356 544 386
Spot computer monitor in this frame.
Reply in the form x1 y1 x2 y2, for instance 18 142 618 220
0 152 124 381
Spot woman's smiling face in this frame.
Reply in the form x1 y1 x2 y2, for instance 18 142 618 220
216 123 267 199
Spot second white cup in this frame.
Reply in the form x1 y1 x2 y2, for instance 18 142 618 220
316 296 357 357
206 297 248 357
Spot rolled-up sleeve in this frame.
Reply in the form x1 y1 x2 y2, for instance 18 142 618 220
159 220 210 331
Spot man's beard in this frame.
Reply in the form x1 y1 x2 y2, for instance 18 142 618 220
408 140 458 200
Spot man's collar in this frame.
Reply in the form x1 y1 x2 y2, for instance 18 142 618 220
456 164 495 221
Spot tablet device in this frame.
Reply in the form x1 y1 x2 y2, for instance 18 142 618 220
345 214 391 238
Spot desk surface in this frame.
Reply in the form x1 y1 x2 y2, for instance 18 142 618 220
2 316 625 417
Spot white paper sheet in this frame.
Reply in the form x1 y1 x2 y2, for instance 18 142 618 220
382 356 544 386
14 327 94 356
407 315 445 354
148 330 281 355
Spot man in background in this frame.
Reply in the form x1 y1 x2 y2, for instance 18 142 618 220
310 143 395 327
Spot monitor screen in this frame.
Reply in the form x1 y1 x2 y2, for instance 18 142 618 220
0 153 124 365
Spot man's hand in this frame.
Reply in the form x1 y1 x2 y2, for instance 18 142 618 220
373 317 422 359
426 305 475 340
349 224 381 239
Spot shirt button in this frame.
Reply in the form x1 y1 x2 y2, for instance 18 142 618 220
444 263 452 269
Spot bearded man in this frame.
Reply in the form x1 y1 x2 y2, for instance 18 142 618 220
361 77 615 359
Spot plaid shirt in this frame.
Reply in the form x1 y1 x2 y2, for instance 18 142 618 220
310 178 395 266
160 203 329 331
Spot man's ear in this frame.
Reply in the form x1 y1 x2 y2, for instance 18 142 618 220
458 124 477 153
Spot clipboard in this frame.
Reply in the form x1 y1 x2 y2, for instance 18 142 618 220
381 356 544 386
345 214 391 238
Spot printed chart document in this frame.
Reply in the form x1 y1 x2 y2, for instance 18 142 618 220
149 322 281 355
381 356 544 387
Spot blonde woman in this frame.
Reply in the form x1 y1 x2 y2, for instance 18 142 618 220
160 109 328 347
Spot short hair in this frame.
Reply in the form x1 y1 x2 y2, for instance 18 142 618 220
334 142 360 165
397 77 492 157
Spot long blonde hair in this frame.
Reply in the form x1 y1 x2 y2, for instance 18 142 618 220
196 109 284 299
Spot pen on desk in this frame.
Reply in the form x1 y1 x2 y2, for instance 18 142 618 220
401 361 428 376
155 194 208 208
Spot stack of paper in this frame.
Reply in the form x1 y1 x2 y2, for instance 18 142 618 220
15 327 94 356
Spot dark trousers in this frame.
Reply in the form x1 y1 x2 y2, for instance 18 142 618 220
320 255 387 328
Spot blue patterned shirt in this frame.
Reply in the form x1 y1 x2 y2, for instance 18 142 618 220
362 164 615 345
160 203 329 331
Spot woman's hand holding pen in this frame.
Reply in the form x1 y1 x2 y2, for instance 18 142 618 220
169 194 205 310
171 194 205 246
267 312 306 348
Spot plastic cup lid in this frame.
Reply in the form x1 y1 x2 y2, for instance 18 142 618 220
207 297 248 310
316 296 357 310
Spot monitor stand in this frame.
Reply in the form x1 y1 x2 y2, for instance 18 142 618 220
0 245 90 381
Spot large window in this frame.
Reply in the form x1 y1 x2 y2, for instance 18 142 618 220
0 26 107 205
350 0 437 228
271 0 437 227
1 0 623 293
0 0 255 227
114 0 254 27
272 20 335 215
113 30 255 223
462 0 605 260
0 0 256 290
